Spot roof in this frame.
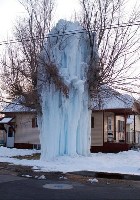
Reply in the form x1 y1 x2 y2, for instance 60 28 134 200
0 117 14 124
92 86 138 113
1 98 36 113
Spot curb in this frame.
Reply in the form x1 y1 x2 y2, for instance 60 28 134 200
68 171 140 181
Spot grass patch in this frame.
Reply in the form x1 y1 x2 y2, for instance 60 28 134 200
12 153 41 160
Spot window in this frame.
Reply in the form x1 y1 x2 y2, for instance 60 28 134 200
32 117 38 128
8 127 14 137
118 120 124 132
91 117 94 128
107 117 112 131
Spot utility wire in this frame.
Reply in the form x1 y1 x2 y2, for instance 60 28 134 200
0 20 140 46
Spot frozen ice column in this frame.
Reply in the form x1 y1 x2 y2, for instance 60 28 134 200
38 20 96 160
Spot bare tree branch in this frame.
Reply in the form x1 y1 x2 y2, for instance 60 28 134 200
81 0 140 105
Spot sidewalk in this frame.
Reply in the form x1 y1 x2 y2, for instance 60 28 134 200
69 171 140 181
1 161 140 183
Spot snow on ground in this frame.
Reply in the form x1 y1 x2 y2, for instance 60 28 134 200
0 147 140 175
0 146 39 157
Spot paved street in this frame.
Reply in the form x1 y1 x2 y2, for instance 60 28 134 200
0 174 140 200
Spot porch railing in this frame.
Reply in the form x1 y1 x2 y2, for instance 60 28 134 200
105 131 140 144
126 131 140 144
105 131 126 143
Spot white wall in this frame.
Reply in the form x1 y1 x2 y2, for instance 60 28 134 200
15 113 40 144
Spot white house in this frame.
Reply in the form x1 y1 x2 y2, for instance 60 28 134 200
91 87 140 153
0 100 40 149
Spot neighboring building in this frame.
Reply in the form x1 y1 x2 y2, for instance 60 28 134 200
1 90 140 153
0 100 40 149
91 89 140 153
126 115 140 145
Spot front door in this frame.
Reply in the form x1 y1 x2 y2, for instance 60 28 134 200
7 125 15 148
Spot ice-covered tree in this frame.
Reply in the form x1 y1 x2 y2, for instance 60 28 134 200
37 19 99 159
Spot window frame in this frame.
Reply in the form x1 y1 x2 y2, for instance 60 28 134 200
118 120 124 132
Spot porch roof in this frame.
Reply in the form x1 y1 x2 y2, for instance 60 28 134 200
102 108 136 115
0 117 14 124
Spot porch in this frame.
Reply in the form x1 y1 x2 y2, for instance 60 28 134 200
90 142 132 153
0 117 15 148
91 108 140 153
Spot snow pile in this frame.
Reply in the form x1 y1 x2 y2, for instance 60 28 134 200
22 175 32 178
38 175 46 180
0 146 39 157
88 178 98 183
38 20 96 160
1 147 140 175
59 176 67 180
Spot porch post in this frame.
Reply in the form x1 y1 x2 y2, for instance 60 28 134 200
103 110 104 145
134 113 136 143
124 113 127 143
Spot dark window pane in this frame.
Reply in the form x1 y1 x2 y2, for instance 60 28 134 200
8 127 13 137
91 117 94 128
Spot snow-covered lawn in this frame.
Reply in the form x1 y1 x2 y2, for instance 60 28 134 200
0 147 140 175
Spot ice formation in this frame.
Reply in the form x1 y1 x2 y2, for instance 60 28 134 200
38 20 97 160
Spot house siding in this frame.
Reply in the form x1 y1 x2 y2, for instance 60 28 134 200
15 113 40 145
91 112 103 146
91 111 126 145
